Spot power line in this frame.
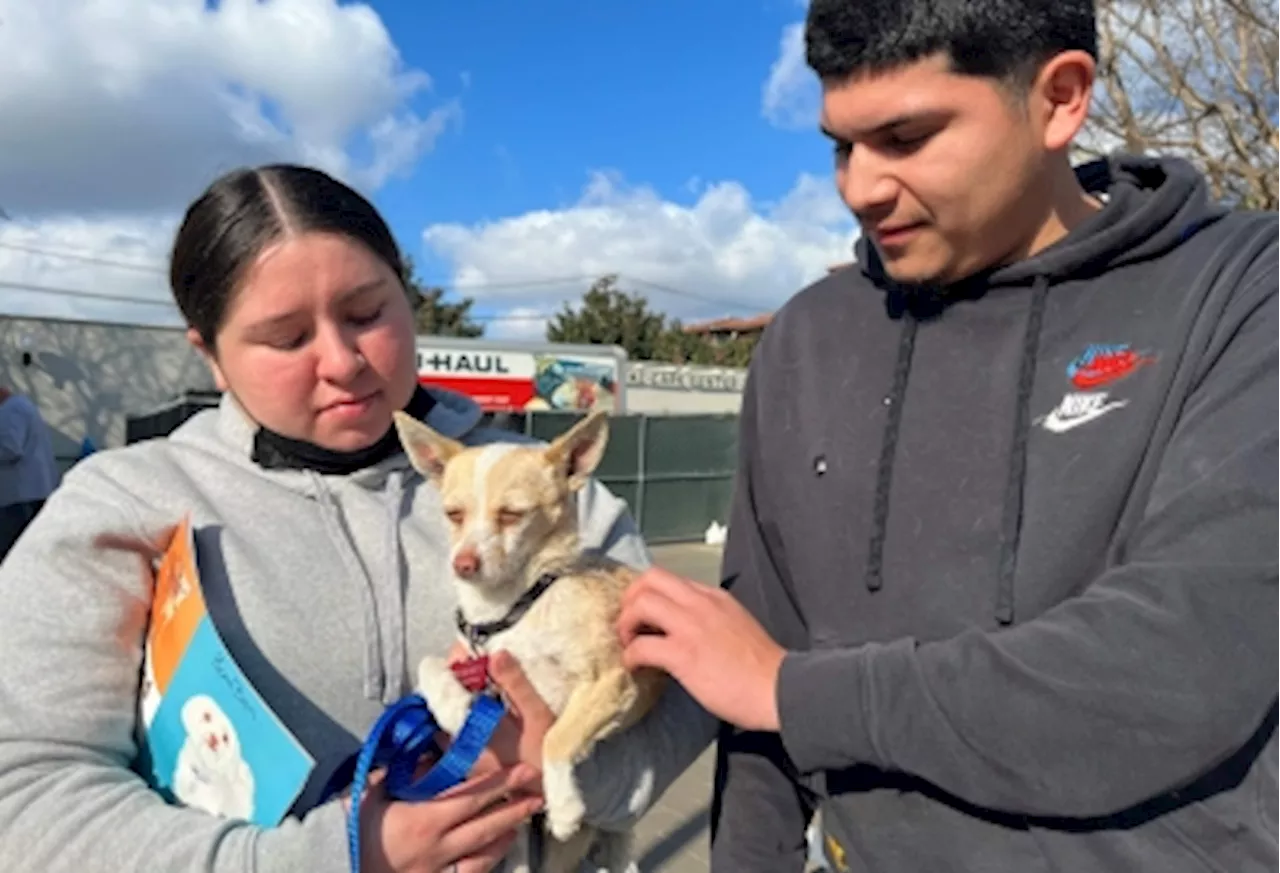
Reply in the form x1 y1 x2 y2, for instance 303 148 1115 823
0 279 552 321
0 279 178 308
0 242 594 292
440 273 762 314
460 312 557 322
0 241 762 315
623 275 761 313
0 242 761 310
0 241 168 274
0 277 753 323
441 274 599 291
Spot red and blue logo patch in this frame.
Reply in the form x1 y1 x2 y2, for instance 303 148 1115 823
1066 344 1155 389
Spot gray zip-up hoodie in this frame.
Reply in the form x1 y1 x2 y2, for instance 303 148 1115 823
0 386 715 872
710 155 1278 872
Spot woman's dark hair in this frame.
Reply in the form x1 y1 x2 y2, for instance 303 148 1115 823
169 164 404 348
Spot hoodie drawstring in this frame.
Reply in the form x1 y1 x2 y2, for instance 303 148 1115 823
380 471 408 703
864 276 1050 626
311 470 409 703
994 276 1050 625
865 313 918 592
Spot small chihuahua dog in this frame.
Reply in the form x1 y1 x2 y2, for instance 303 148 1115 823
394 409 667 873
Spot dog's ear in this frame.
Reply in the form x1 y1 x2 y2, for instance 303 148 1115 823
545 409 610 491
394 411 463 481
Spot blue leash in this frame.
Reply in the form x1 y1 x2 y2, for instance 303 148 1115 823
330 692 506 873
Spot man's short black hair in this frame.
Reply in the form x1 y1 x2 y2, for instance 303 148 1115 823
805 0 1097 87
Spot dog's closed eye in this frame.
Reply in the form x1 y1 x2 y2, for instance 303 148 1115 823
444 507 465 526
496 508 526 527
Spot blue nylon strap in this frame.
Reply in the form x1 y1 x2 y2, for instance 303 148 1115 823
339 692 507 873
396 693 506 800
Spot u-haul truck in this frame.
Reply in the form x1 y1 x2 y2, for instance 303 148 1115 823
415 336 628 414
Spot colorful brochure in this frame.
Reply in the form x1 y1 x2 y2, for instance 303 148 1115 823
136 515 315 827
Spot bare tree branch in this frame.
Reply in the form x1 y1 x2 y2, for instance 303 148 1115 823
1080 0 1279 210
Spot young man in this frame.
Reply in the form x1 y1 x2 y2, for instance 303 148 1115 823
617 1 1278 870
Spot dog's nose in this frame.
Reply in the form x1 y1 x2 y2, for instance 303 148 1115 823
453 550 481 578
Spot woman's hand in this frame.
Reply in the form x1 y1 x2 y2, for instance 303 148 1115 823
356 763 544 873
447 647 556 775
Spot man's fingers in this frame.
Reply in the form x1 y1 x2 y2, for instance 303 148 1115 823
621 566 704 612
621 632 680 675
616 584 688 647
447 641 469 665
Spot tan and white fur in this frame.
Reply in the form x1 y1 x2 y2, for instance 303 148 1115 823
394 410 667 873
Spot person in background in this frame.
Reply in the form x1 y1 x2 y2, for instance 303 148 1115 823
0 384 59 560
617 0 1278 871
0 164 713 873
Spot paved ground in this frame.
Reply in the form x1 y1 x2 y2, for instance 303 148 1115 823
627 542 723 873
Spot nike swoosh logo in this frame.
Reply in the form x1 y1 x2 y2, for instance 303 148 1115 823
1041 400 1128 433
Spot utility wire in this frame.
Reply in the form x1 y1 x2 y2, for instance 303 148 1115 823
0 241 168 274
0 279 553 321
0 279 177 308
0 241 764 312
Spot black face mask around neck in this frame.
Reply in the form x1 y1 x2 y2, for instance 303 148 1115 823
250 386 436 475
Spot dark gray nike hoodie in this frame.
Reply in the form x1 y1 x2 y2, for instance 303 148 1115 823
709 154 1278 872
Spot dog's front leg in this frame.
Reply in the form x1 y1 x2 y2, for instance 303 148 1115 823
540 667 641 842
416 655 474 736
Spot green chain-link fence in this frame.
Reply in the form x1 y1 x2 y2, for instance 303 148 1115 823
524 411 739 544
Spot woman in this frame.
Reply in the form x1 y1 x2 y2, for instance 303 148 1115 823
0 165 714 872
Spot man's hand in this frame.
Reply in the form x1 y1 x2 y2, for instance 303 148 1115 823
446 646 556 776
616 567 785 732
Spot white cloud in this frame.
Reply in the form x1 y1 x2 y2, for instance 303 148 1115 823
762 20 819 130
423 171 858 326
487 306 550 342
0 0 454 324
0 216 181 326
0 0 456 217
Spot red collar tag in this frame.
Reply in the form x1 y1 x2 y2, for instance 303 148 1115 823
450 655 491 693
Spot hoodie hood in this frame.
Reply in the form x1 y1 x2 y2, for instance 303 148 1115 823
172 385 487 495
855 153 1229 299
852 154 1230 621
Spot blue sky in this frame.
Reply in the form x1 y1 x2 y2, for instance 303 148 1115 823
0 0 856 337
372 0 824 256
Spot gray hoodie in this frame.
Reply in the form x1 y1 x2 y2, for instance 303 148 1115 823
0 387 716 872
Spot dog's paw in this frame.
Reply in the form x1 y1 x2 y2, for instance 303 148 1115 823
416 656 472 735
543 759 586 841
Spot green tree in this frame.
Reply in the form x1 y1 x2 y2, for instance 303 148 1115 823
652 319 711 364
713 333 762 368
400 254 484 338
546 273 764 367
546 275 668 359
654 320 761 367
